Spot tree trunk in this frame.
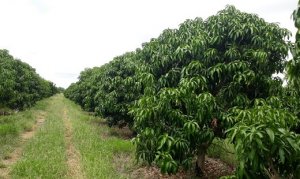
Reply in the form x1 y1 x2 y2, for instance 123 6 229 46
268 158 280 179
195 147 207 176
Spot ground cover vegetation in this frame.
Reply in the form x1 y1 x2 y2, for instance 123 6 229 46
65 5 300 178
1 95 134 178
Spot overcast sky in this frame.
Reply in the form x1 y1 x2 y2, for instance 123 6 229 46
0 0 297 88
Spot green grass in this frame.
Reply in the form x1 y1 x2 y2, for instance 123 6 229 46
207 138 238 167
11 95 68 178
1 93 239 178
0 98 50 161
63 97 135 178
2 94 136 178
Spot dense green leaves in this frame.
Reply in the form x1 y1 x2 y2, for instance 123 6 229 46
0 49 58 110
64 52 142 128
65 5 300 178
131 6 294 175
227 100 300 178
287 0 300 91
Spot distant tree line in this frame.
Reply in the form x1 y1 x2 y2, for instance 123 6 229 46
0 49 59 111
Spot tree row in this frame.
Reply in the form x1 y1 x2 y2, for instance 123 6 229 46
0 49 59 111
65 6 300 178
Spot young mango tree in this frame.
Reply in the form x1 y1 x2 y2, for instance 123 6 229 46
131 6 291 175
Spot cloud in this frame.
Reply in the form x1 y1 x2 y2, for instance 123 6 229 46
55 72 78 78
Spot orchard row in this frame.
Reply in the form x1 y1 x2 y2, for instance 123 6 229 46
0 49 59 110
65 6 300 178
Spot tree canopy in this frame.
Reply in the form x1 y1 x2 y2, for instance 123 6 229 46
0 49 58 110
65 5 300 178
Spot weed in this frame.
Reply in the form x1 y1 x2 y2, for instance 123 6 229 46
207 138 237 167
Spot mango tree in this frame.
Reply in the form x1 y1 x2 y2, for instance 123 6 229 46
225 3 300 177
64 5 299 177
131 6 291 175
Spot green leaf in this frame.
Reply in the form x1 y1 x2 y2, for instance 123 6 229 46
287 137 299 151
249 149 256 160
266 128 275 143
279 148 285 163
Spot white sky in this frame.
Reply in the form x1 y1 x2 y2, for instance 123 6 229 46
0 0 297 88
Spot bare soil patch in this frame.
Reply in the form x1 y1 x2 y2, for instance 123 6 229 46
127 156 234 179
21 117 44 140
94 119 134 140
109 126 134 139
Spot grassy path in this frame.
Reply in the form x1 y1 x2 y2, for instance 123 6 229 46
0 94 134 179
63 108 85 178
0 112 46 178
11 95 68 178
62 95 134 178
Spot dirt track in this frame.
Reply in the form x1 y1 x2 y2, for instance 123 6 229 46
0 112 45 179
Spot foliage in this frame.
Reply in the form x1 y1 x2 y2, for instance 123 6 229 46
0 49 58 110
287 0 300 91
64 67 102 111
131 6 291 174
64 52 142 128
227 98 300 178
64 5 300 178
207 138 237 167
93 52 142 127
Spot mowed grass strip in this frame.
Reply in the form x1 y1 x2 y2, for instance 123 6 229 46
63 96 134 178
0 97 49 163
11 95 68 178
